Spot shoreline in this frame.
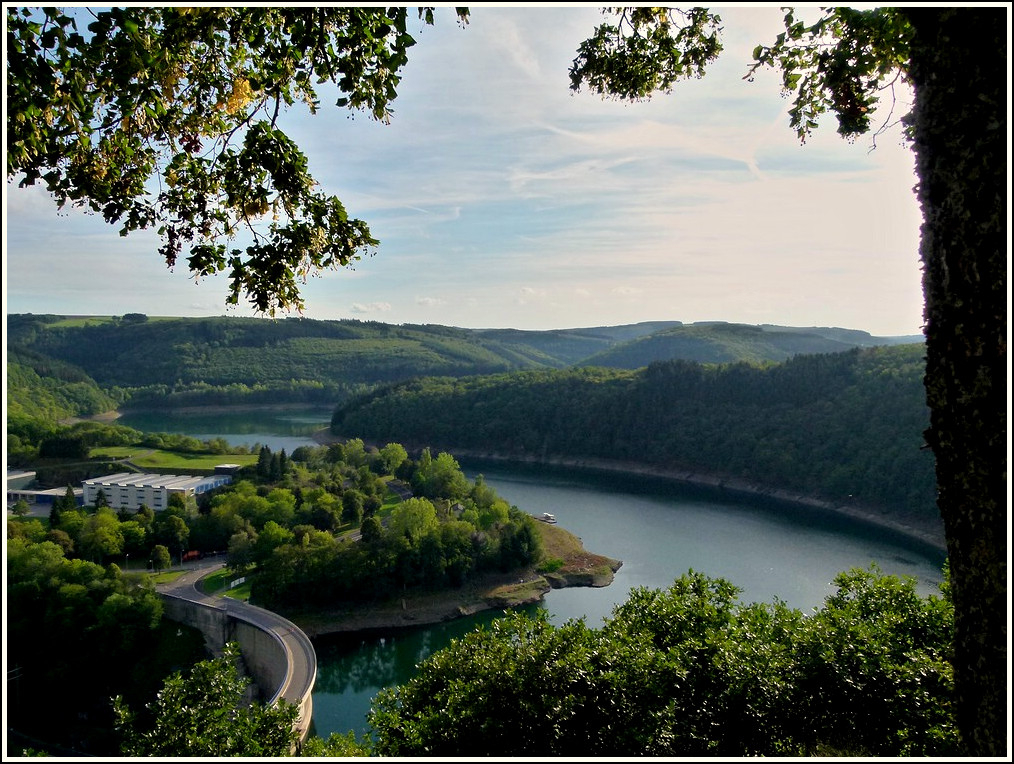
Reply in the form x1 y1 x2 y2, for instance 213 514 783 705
313 428 947 554
80 404 946 554
97 402 334 418
457 450 948 553
281 523 623 638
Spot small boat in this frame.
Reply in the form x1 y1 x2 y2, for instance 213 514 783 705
539 512 557 524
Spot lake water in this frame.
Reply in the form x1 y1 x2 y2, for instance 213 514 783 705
116 408 948 742
117 408 335 454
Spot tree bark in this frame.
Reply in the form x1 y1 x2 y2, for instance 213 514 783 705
905 8 1008 756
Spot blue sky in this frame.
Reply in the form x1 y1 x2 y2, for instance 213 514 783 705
3 5 928 337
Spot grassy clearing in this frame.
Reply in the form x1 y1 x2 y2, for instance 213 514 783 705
200 568 252 601
536 521 587 562
89 446 137 458
150 570 185 585
534 520 621 586
45 316 118 329
44 315 179 328
88 446 258 471
129 450 258 470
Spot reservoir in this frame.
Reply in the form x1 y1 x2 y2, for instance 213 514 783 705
116 408 948 743
311 459 946 741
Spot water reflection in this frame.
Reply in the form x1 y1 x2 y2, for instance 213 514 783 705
313 604 542 697
310 604 546 738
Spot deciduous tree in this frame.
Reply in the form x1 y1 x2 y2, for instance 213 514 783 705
379 442 409 474
388 497 439 541
113 642 299 756
150 543 171 572
7 6 469 314
78 505 124 562
368 568 957 756
226 529 256 574
154 512 189 560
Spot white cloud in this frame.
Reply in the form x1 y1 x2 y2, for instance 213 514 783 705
479 13 543 81
349 302 392 314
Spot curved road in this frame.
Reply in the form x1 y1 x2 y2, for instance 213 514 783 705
155 562 317 708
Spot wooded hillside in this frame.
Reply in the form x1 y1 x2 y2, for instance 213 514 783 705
7 313 920 413
332 344 938 534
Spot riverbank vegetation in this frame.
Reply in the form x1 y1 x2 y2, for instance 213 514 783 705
112 643 301 757
6 315 952 756
13 503 953 758
241 445 546 614
6 345 120 422
8 438 547 607
333 344 939 537
54 559 957 758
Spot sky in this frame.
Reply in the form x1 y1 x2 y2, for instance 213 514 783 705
3 4 933 337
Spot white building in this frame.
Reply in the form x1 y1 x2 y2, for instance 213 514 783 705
81 471 233 511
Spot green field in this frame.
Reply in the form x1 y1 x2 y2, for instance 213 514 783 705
149 569 185 585
43 315 179 329
89 446 258 471
43 316 119 329
200 567 252 601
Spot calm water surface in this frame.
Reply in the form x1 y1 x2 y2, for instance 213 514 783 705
312 461 945 741
116 408 333 454
117 409 947 742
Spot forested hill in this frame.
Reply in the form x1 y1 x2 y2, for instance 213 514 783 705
6 346 118 421
7 313 920 412
577 322 919 368
332 344 940 536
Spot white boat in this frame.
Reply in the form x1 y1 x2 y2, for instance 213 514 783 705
539 512 557 524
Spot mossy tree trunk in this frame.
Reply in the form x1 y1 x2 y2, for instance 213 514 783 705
906 8 1007 756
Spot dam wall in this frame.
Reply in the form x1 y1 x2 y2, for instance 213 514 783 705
159 591 315 746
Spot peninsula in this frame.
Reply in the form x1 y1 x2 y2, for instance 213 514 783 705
282 520 622 638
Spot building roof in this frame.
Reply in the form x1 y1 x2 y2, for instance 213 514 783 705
82 473 226 491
